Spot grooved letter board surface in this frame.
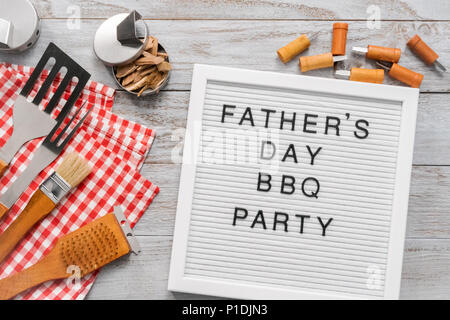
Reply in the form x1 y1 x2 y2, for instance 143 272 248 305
169 64 419 300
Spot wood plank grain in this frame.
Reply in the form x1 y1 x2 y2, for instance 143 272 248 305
0 20 449 92
401 239 450 299
35 0 450 20
85 236 450 299
110 91 450 166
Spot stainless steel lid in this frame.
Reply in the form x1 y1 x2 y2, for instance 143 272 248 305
0 0 40 52
94 11 149 66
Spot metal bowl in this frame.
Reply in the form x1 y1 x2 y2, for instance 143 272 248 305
112 43 170 96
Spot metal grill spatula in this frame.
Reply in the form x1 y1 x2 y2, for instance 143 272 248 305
0 102 92 219
0 42 91 176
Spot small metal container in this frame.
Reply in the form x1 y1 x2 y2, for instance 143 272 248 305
94 11 170 96
0 0 40 53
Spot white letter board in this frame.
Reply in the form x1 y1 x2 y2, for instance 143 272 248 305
168 64 419 300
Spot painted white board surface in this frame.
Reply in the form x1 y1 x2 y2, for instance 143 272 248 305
169 64 419 299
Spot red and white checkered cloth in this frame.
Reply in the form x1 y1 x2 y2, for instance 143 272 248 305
0 63 159 299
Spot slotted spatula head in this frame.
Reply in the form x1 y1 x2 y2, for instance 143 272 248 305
21 42 91 121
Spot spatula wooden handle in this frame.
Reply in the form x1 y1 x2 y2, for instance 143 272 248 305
0 190 55 264
0 249 66 300
0 159 8 178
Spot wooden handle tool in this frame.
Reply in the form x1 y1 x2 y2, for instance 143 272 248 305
0 211 138 300
277 34 311 63
0 242 68 299
377 61 424 88
299 52 346 72
332 23 348 55
407 34 446 72
335 68 384 84
352 45 401 63
0 190 55 263
0 153 91 264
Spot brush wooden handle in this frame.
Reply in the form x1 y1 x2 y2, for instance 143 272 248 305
0 248 67 300
0 190 55 264
0 159 8 177
0 202 9 220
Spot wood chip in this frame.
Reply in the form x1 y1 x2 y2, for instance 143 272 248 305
137 83 150 97
149 72 165 89
152 74 167 90
157 61 172 72
135 54 165 66
143 36 153 51
124 74 152 92
141 51 154 58
116 63 137 78
122 71 138 86
157 52 168 58
135 66 157 82
151 37 158 56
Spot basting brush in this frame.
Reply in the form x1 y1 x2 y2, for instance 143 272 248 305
0 152 92 264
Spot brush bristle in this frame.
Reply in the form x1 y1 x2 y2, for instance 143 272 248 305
55 153 92 188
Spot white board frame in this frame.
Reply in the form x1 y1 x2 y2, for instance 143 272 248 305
168 64 419 300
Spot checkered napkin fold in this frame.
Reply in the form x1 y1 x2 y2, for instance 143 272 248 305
0 63 159 299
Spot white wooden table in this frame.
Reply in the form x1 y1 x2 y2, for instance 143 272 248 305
1 0 449 299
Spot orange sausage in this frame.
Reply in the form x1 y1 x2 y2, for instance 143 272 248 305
277 34 311 63
349 68 384 84
299 52 334 72
388 63 423 88
332 23 348 56
407 34 438 65
367 45 401 63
